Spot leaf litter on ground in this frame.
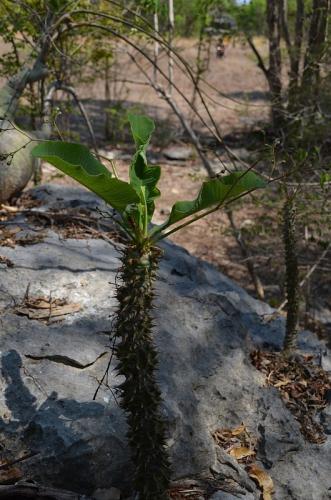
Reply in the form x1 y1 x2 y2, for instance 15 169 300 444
212 423 274 499
251 350 331 443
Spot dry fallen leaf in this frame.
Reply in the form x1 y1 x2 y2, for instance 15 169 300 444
247 464 274 500
229 446 255 460
16 303 80 320
231 424 246 436
274 379 291 388
212 423 247 443
14 296 81 321
251 350 331 443
0 465 23 483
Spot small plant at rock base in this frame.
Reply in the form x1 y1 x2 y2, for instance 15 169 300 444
32 114 265 500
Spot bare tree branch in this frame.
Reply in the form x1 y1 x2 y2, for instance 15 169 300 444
128 53 215 177
278 241 331 312
246 36 269 80
43 81 99 157
226 209 265 300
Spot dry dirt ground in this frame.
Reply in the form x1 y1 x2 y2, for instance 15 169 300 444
76 37 270 137
5 37 330 340
39 40 272 293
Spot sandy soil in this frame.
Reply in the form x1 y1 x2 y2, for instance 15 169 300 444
76 37 270 138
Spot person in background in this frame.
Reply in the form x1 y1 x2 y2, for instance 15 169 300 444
216 37 225 58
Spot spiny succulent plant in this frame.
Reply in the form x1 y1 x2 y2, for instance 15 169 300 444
32 114 265 499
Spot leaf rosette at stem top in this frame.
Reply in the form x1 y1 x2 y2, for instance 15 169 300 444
32 112 266 243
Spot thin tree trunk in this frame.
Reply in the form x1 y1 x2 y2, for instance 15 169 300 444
267 0 284 129
104 55 111 139
34 78 46 185
301 0 330 108
153 4 159 85
288 0 305 110
167 0 174 96
0 63 48 123
190 10 208 126
283 196 300 354
28 81 37 130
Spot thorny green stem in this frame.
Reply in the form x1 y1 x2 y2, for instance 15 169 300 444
115 243 170 499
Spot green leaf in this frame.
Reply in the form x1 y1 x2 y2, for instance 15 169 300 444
128 114 160 225
32 141 140 212
320 171 331 188
130 152 161 220
128 113 155 149
160 171 266 230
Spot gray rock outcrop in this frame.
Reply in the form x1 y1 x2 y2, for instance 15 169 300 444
0 185 330 499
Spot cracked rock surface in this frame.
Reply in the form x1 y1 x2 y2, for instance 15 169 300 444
0 185 330 499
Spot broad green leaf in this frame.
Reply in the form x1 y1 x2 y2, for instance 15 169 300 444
128 113 155 149
128 114 160 223
32 141 140 212
33 141 109 175
130 152 161 221
160 171 266 230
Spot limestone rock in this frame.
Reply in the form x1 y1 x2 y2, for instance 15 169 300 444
163 145 193 161
93 487 121 500
0 184 330 499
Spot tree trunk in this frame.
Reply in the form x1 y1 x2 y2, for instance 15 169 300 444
267 0 284 129
104 56 111 140
0 63 47 202
0 64 48 122
190 7 208 127
301 0 330 108
0 41 49 202
283 196 300 354
288 0 305 110
153 6 159 85
167 0 175 96
115 243 170 499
